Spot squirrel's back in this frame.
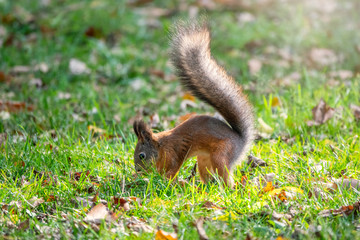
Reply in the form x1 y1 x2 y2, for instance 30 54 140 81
170 20 255 156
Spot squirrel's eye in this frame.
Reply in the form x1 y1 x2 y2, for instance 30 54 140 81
139 152 146 160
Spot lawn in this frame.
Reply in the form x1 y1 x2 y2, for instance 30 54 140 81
1 0 360 239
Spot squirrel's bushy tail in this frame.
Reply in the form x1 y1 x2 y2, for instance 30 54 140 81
170 20 254 149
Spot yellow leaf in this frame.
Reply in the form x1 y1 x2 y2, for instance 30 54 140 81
268 188 283 196
282 186 304 194
88 125 106 134
271 97 281 107
155 230 177 240
258 118 273 134
213 211 238 221
182 92 195 102
262 182 275 193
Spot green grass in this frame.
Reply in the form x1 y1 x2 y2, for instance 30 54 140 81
1 0 360 239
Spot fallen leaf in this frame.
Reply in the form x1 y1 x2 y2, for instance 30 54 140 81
333 178 360 191
0 100 34 112
149 69 165 79
155 229 178 240
201 201 225 210
134 7 173 18
0 71 11 83
273 72 301 87
237 12 256 26
84 26 103 38
262 182 275 193
112 197 130 211
195 217 209 240
307 99 335 126
84 203 118 223
126 216 154 233
57 92 71 100
33 62 49 73
329 70 353 80
0 111 10 120
309 48 338 67
18 219 30 230
248 58 262 75
350 104 360 121
180 99 198 111
29 196 44 208
69 58 90 75
149 113 160 129
247 155 268 168
70 170 91 181
182 92 196 102
319 200 360 217
71 196 96 208
88 125 106 134
0 133 7 147
271 97 281 107
258 118 273 134
127 0 154 7
10 65 31 74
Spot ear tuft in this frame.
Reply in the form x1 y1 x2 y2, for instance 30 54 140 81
133 119 153 141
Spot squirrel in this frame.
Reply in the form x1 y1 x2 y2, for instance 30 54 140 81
133 20 255 187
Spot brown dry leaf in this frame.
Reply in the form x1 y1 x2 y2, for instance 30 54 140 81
0 71 11 83
18 219 30 230
149 69 165 79
0 133 7 147
10 65 32 74
135 7 173 18
69 58 90 75
84 203 118 223
318 200 360 217
201 200 225 210
149 113 160 129
237 12 256 26
333 178 360 191
84 26 104 39
195 217 209 240
127 0 154 7
126 216 154 233
155 229 178 240
273 72 301 87
72 196 96 208
112 197 130 211
307 99 335 126
350 104 360 121
329 70 353 80
309 48 338 67
248 58 262 75
29 196 45 208
70 170 91 181
0 100 34 113
247 155 268 168
88 125 106 134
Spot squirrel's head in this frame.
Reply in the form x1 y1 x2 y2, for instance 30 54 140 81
133 119 160 172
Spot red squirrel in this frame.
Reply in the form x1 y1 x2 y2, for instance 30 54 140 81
133 20 255 186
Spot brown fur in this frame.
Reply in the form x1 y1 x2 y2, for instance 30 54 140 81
133 20 254 187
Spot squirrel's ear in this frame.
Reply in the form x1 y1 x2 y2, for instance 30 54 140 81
133 119 153 142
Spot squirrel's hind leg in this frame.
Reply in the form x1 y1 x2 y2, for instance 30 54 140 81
210 154 234 187
197 155 214 183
